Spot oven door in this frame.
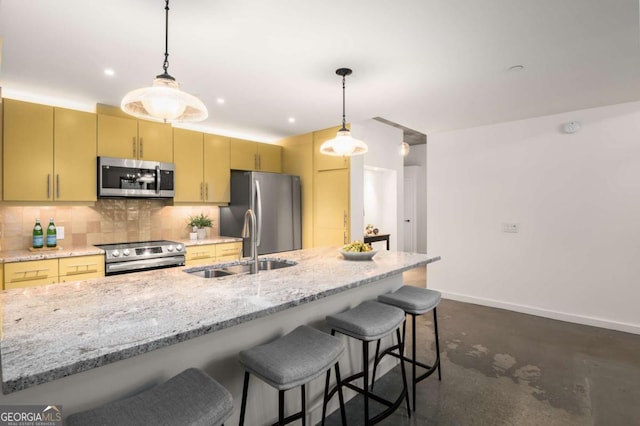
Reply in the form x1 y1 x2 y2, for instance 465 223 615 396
98 156 175 198
105 255 185 275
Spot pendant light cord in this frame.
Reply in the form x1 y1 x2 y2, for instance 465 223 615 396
341 74 347 131
162 0 170 76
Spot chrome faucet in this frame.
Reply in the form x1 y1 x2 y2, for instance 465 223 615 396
241 209 259 274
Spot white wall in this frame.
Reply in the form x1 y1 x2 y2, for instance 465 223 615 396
427 101 640 334
351 120 404 250
404 144 427 253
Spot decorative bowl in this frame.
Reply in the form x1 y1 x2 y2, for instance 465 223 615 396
339 249 378 261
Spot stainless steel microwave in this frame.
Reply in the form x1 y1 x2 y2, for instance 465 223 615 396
97 157 175 198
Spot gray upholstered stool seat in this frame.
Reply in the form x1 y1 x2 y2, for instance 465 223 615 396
326 300 406 341
374 285 443 412
239 325 345 390
239 325 346 426
325 300 410 425
66 368 233 426
378 286 441 315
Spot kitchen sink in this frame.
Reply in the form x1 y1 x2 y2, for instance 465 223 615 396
189 269 234 278
185 258 297 278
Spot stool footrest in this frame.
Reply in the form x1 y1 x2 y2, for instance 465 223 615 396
330 370 407 425
379 349 441 383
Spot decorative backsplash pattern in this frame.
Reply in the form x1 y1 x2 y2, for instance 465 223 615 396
0 200 220 251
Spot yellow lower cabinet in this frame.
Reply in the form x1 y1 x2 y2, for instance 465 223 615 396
215 242 242 262
59 255 105 283
185 244 217 266
4 259 59 289
0 264 4 290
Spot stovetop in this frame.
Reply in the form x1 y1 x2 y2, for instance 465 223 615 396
95 240 184 262
95 240 180 250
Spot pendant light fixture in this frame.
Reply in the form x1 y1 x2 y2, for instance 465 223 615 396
121 0 207 123
320 68 368 156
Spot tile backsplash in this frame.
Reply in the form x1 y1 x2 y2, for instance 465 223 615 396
0 200 220 251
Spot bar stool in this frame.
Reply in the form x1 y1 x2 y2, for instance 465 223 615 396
66 368 233 426
325 300 410 425
373 286 442 410
238 325 346 426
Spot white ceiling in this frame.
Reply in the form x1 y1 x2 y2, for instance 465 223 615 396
1 0 639 142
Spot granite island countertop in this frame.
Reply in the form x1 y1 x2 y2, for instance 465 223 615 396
0 247 440 394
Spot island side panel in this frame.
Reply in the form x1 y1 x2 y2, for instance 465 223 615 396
0 273 404 425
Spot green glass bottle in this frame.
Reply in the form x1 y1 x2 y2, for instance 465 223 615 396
32 219 43 249
46 218 57 248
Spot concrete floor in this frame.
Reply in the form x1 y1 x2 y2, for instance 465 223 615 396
322 266 640 425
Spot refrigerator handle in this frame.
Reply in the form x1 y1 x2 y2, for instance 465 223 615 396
255 179 263 247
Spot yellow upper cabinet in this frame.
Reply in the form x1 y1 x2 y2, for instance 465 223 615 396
314 125 349 171
204 133 231 203
173 128 205 203
257 143 282 173
3 100 96 202
137 120 173 163
229 138 282 173
3 99 54 201
97 111 172 162
53 107 97 201
173 129 230 203
97 114 136 159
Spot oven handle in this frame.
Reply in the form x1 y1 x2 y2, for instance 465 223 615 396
105 256 185 273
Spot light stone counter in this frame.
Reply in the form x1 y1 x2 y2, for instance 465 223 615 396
0 246 105 263
1 247 439 395
178 236 242 246
0 247 440 423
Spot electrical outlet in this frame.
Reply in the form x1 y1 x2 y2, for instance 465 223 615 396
501 222 520 233
56 226 65 240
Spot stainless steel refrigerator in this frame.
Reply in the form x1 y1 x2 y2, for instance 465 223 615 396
219 171 302 257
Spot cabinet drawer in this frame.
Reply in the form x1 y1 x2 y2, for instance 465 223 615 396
186 245 216 261
59 255 105 277
4 259 59 289
215 242 242 260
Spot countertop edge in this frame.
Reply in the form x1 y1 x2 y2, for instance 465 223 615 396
2 255 440 394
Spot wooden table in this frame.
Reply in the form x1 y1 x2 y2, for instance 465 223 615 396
364 233 390 250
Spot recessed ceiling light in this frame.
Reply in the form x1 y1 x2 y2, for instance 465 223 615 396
508 65 524 72
288 117 296 123
216 98 225 104
104 69 115 77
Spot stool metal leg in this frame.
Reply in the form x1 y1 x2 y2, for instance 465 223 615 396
278 390 285 426
239 372 250 426
371 339 381 390
363 340 370 426
412 313 417 410
398 327 411 417
434 307 442 381
301 384 306 426
335 362 347 426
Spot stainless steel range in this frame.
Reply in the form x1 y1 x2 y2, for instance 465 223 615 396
95 240 185 275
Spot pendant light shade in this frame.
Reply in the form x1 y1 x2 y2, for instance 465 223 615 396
121 0 207 123
320 68 368 157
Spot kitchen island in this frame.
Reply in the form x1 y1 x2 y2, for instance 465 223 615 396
0 247 440 423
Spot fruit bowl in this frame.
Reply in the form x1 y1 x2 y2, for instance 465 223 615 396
338 249 378 261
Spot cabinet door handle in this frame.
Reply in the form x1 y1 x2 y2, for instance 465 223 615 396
200 182 204 200
344 231 347 244
133 137 137 158
140 138 144 158
47 174 51 199
205 183 209 200
56 174 60 199
343 210 347 227
258 154 261 170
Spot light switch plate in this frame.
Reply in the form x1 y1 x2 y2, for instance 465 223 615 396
502 222 520 233
56 226 65 240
